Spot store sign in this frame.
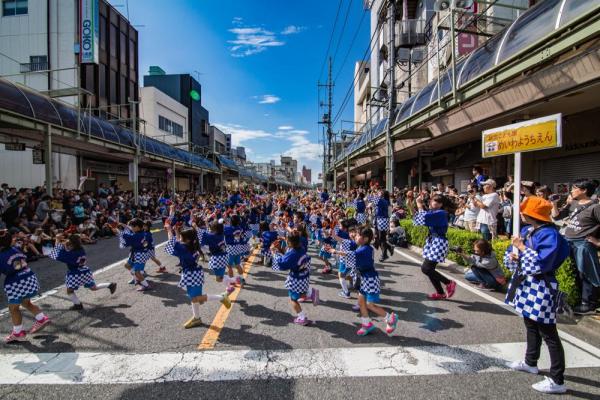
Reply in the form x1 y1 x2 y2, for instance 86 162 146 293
482 114 562 158
32 148 44 164
79 0 99 64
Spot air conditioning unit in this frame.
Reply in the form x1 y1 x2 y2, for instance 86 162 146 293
411 47 426 64
434 0 473 11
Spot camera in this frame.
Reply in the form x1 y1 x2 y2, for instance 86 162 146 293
549 194 560 202
449 245 463 253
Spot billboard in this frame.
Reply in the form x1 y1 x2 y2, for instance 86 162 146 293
79 0 99 64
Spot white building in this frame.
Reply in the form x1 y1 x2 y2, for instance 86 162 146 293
139 86 189 146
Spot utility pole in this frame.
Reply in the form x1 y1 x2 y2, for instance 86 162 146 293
385 0 396 192
130 98 140 206
318 57 334 190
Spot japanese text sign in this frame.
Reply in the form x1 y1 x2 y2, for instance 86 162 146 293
482 114 562 158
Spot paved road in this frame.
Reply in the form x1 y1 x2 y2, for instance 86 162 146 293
1 237 599 399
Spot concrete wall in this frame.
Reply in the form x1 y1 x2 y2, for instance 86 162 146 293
139 86 188 145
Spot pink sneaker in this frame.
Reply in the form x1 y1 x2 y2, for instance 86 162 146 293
385 312 399 335
226 285 235 295
136 284 152 292
293 316 310 326
427 293 447 300
4 330 27 343
29 316 51 334
356 322 376 336
352 304 361 312
446 281 457 298
297 296 307 303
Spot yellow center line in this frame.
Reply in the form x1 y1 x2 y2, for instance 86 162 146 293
198 250 259 350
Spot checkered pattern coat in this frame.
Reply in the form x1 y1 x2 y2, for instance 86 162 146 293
360 274 381 295
504 248 557 324
4 272 39 303
272 251 311 294
209 254 228 272
179 268 205 289
414 211 449 263
118 228 153 264
65 269 96 290
340 239 356 271
355 213 367 224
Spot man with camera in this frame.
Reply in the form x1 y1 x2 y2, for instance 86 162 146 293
473 179 500 241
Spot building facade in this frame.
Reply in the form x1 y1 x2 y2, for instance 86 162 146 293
302 165 312 183
209 125 228 155
139 86 188 145
143 69 210 149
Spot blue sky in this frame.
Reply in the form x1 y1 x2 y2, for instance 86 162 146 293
111 0 370 182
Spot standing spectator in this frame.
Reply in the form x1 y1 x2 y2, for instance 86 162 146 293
474 179 500 241
472 166 488 191
552 179 600 315
500 190 513 236
464 184 481 233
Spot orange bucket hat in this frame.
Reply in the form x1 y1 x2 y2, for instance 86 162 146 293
520 196 553 223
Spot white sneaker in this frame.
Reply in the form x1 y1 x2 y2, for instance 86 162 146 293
507 360 539 374
532 376 567 394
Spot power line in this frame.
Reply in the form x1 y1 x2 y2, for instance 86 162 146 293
318 0 344 82
333 7 368 83
330 0 354 71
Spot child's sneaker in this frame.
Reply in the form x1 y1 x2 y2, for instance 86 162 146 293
4 330 27 343
338 290 351 299
311 289 320 306
293 316 309 326
128 278 137 285
220 293 232 309
352 304 361 312
69 303 84 311
238 277 246 286
446 281 457 298
321 266 332 274
183 317 203 329
136 284 152 292
29 316 51 334
356 322 376 336
226 285 235 295
109 282 117 294
427 292 447 300
385 312 399 335
297 295 307 303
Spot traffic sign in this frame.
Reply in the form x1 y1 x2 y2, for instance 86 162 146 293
482 114 562 158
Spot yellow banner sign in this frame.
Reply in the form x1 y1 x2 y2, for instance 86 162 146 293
482 114 562 157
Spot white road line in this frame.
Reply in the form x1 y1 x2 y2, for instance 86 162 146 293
394 248 600 359
1 341 599 384
0 241 167 318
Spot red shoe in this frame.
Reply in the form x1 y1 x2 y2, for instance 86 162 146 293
297 295 307 303
446 281 457 299
321 266 332 274
427 293 447 300
4 330 27 343
29 316 51 334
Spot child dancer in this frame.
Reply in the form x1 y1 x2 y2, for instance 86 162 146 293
224 215 246 292
317 220 336 274
165 225 231 329
117 218 152 292
144 220 166 273
329 227 399 336
1 230 50 343
200 220 239 294
259 221 278 266
332 219 357 299
413 194 457 300
271 231 319 325
354 192 367 224
49 233 116 310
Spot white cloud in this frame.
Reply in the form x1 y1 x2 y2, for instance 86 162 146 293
213 123 273 147
281 25 306 35
278 125 294 130
228 26 285 57
255 94 281 104
289 130 309 135
284 135 322 162
232 17 244 25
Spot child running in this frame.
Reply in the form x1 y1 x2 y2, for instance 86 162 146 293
224 215 246 291
271 231 319 325
200 219 239 294
165 225 231 329
1 229 50 343
317 220 336 274
259 221 278 266
48 233 117 310
329 227 399 336
332 219 358 299
116 219 153 292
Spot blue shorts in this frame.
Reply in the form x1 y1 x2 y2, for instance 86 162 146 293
186 285 203 299
338 261 348 276
213 268 226 278
319 249 331 259
228 254 241 266
288 290 304 301
131 262 146 272
360 291 381 304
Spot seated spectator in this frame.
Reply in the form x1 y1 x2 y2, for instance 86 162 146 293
460 239 506 290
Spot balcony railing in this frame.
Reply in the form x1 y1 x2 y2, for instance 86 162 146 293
20 62 49 73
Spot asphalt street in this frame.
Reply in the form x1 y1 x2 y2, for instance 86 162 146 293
0 236 599 399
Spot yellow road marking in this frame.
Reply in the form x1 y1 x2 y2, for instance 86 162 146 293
198 251 259 350
150 228 162 233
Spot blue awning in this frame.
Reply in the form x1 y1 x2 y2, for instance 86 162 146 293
217 155 239 171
